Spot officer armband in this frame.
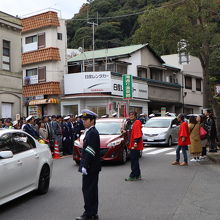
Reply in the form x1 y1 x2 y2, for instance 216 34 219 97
85 146 96 157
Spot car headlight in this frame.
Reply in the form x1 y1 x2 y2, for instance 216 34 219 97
107 138 124 147
74 140 80 147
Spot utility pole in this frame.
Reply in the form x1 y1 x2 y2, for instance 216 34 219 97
87 12 98 72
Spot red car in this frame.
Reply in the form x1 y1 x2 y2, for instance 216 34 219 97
73 118 130 164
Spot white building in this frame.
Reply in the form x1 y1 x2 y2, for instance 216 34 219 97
62 44 183 116
0 11 23 119
162 54 203 114
21 11 67 117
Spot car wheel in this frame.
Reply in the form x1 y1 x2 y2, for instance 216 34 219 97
120 148 127 164
167 136 172 147
37 165 50 195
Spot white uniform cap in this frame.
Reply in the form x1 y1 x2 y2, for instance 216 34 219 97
12 121 18 126
26 115 34 121
64 116 70 120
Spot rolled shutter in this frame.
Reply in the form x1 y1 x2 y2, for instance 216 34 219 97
38 33 45 49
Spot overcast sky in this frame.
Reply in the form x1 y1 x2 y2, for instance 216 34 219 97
1 0 88 19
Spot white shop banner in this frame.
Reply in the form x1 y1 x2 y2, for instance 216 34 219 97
64 72 112 94
112 79 148 99
64 72 148 99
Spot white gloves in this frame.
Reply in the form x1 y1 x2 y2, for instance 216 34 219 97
82 167 88 175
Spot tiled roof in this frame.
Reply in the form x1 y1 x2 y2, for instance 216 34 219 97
21 11 60 33
23 81 61 97
22 47 60 65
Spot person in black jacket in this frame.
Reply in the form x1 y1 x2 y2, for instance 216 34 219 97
76 109 101 220
205 110 218 152
23 115 39 139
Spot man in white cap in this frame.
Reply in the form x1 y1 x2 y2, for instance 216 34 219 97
76 109 101 220
62 116 72 155
23 116 39 139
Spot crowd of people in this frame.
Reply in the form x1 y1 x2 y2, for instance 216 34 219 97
172 110 219 166
0 114 85 156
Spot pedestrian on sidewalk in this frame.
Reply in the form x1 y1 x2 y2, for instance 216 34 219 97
76 109 101 220
205 110 218 152
198 115 209 159
39 122 48 140
172 114 190 166
125 111 143 181
188 116 202 162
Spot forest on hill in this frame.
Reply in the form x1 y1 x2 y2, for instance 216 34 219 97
67 0 169 51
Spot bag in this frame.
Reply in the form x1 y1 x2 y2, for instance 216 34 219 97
200 127 207 139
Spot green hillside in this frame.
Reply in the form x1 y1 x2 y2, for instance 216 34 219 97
66 0 169 50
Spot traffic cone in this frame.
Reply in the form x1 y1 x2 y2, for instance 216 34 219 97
53 140 61 159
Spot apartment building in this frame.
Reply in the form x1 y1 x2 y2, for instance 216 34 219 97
21 11 67 117
62 44 182 116
0 11 23 119
162 54 203 114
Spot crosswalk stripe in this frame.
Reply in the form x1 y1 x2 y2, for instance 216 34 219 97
143 148 156 153
146 148 173 155
166 151 176 155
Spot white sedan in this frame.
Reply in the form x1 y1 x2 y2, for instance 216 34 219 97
0 129 53 206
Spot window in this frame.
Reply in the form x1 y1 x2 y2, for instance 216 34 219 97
38 66 46 83
196 78 201 91
26 68 37 77
2 103 12 118
138 68 147 79
11 133 35 154
57 33 62 40
0 133 12 152
25 35 37 44
185 76 192 89
116 64 127 74
2 40 10 70
150 69 162 81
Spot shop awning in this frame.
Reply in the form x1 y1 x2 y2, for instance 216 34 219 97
29 98 59 105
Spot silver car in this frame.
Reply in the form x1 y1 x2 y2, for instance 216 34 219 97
142 117 179 146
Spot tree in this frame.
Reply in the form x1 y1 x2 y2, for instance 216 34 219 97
133 0 220 137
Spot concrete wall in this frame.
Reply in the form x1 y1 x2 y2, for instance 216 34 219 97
0 13 22 118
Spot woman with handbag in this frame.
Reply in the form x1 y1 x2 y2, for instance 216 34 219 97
188 116 202 162
198 115 208 159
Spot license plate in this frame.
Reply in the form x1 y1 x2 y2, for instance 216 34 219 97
147 138 154 141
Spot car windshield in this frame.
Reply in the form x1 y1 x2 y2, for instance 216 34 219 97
144 119 171 128
95 122 121 135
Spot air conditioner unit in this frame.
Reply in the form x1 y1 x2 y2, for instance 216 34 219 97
24 76 30 85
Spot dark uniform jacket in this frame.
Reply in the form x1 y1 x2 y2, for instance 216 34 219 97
79 126 101 174
23 123 39 139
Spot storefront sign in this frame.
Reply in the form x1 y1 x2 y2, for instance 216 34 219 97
64 71 148 99
122 74 133 99
112 78 148 99
64 72 111 94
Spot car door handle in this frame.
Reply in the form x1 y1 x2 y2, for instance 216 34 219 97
34 154 39 159
17 160 23 165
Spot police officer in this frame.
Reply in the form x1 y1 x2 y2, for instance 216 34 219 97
76 109 101 220
23 115 39 139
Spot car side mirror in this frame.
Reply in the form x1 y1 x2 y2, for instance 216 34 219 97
172 124 177 128
0 151 13 159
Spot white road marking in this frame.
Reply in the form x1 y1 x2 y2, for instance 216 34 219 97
143 148 156 153
166 151 176 155
146 148 173 155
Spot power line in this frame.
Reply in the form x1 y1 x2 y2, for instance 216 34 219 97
0 0 186 22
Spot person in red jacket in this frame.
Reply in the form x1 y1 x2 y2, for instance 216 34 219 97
125 111 144 181
172 114 191 166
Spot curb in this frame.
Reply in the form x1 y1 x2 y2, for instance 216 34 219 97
207 153 220 164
